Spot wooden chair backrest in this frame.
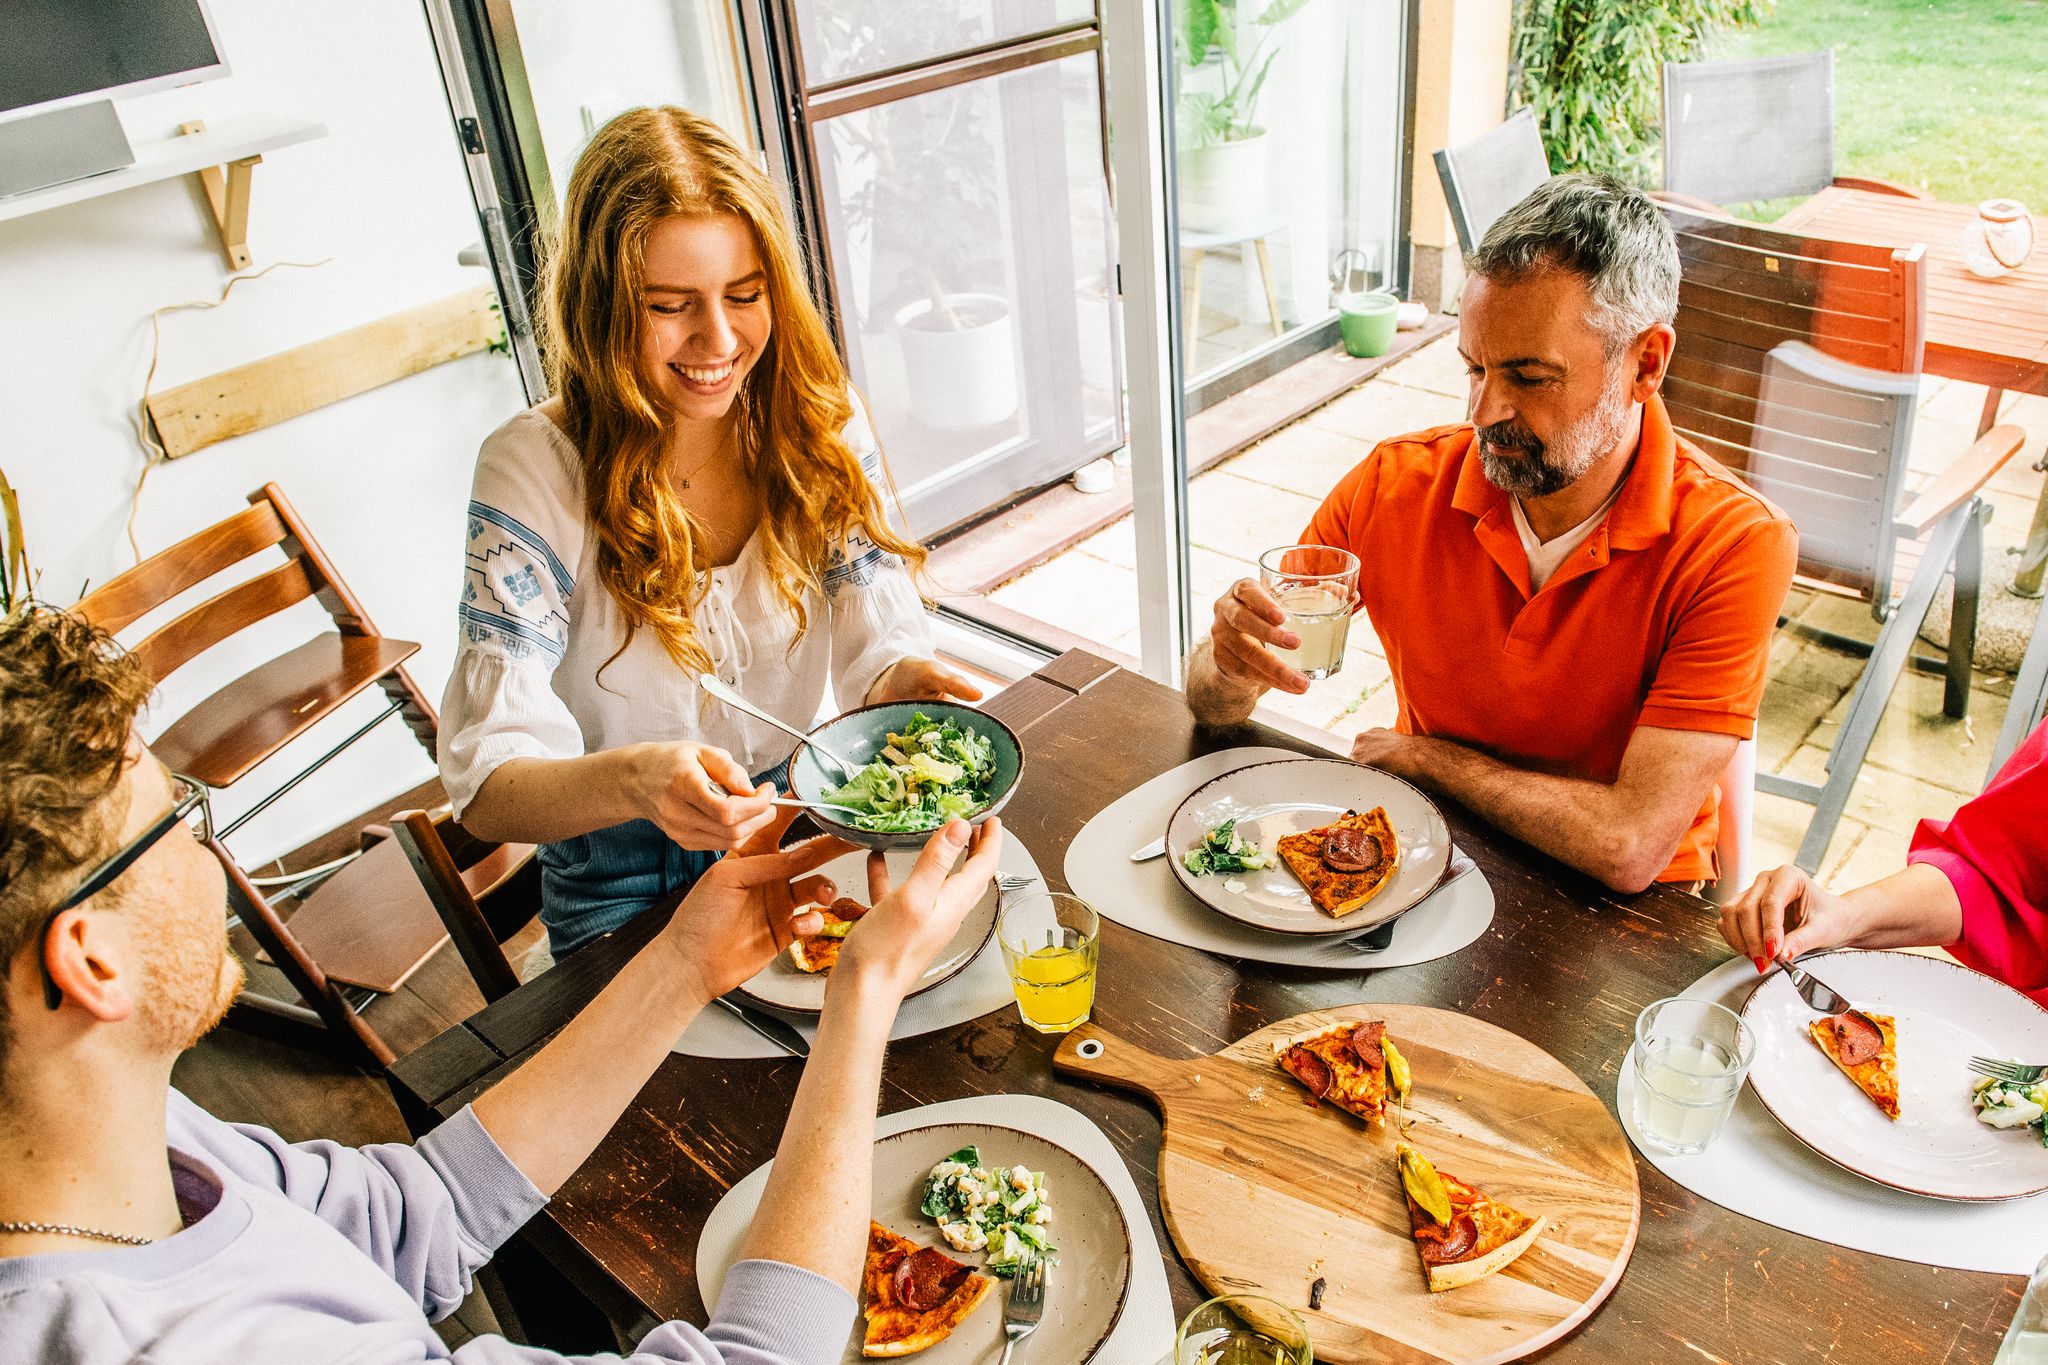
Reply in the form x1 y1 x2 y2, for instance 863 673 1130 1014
1662 207 1926 606
391 809 540 1005
1662 50 1836 206
76 482 378 683
1433 107 1551 256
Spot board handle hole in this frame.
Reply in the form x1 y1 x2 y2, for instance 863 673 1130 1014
1076 1039 1104 1060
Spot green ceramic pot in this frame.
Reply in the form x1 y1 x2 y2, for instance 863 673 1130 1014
1337 290 1399 358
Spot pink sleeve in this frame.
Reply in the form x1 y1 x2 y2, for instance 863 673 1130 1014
1906 718 2048 1003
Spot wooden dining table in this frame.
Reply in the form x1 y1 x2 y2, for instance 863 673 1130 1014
388 651 2026 1362
1776 187 2048 434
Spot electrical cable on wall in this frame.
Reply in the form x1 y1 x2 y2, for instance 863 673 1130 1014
128 257 330 562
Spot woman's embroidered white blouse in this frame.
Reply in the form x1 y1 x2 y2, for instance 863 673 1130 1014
439 399 934 814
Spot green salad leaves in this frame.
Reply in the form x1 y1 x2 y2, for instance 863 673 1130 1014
824 713 997 833
1181 819 1270 876
919 1145 1054 1278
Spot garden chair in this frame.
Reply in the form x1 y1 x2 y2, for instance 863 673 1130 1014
1660 207 2027 872
1431 108 1550 255
389 808 541 1006
1660 51 1929 213
76 482 443 1067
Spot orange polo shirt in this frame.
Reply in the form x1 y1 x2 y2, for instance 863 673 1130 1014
1302 395 1798 883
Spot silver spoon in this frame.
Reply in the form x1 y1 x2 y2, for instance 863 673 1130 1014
698 673 861 780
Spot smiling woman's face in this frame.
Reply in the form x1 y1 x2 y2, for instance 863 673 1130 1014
636 212 773 424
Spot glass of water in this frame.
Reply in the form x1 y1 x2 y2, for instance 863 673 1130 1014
1258 545 1359 681
1629 997 1755 1156
1176 1294 1312 1365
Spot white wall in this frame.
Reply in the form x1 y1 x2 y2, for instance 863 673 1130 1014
0 0 529 863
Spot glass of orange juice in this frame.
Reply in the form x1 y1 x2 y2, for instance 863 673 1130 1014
996 893 1099 1033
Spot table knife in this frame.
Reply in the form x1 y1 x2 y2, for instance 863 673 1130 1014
1130 835 1167 862
715 993 810 1057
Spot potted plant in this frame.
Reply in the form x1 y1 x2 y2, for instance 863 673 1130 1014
1174 0 1314 234
1 465 33 618
831 8 1020 431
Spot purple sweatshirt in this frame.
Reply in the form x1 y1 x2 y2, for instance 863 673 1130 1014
0 1090 855 1364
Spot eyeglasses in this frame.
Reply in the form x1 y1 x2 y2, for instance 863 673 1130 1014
40 773 213 1011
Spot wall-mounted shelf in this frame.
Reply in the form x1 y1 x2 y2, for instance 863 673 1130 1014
0 114 326 269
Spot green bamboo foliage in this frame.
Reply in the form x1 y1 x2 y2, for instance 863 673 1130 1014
1510 0 1770 183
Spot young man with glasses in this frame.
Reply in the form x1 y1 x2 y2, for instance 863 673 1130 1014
0 608 1003 1363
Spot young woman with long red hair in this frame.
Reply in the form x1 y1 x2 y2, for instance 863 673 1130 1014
440 107 978 958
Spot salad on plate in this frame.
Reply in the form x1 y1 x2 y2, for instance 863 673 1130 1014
825 712 997 833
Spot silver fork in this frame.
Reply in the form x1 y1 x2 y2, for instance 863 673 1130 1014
997 874 1038 896
1969 1056 2047 1085
998 1259 1045 1364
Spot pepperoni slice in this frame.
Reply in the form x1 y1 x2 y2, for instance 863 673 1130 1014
829 897 871 921
1283 1046 1334 1100
1829 1011 1884 1067
1322 827 1383 874
893 1247 969 1311
1418 1213 1479 1264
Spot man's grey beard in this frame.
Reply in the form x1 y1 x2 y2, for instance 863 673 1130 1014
1476 373 1633 498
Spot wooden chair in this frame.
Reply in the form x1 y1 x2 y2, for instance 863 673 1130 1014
76 482 441 1066
1660 52 1929 213
390 809 540 1006
1661 207 2028 871
1432 108 1550 255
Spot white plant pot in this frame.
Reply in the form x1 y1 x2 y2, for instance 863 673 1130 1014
1179 129 1269 235
894 292 1019 430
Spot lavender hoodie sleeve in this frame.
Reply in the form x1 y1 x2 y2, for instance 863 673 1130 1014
167 1089 545 1321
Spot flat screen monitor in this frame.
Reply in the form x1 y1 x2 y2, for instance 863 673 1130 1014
0 0 229 120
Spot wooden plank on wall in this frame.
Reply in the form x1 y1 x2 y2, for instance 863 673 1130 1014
146 286 504 459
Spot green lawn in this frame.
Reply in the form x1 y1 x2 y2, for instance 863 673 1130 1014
1709 0 2048 210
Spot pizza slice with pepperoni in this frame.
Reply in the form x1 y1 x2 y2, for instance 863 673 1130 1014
1807 1009 1900 1120
788 897 871 974
860 1221 994 1357
1271 1019 1392 1126
1397 1145 1547 1293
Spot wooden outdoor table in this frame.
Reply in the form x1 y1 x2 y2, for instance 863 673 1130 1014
1777 187 2048 430
389 651 2026 1362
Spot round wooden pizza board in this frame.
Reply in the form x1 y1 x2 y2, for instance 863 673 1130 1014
1052 1005 1639 1364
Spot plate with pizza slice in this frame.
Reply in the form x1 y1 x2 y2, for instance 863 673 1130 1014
732 837 1027 1014
857 1122 1130 1361
1741 948 2048 1201
1165 757 1452 937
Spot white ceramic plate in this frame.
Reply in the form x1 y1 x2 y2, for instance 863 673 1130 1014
1165 757 1452 937
855 1122 1131 1364
732 840 1015 1014
1742 949 2048 1201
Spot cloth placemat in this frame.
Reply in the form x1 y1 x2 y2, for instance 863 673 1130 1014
697 1093 1177 1364
1065 746 1494 970
671 836 1042 1059
1618 955 2048 1275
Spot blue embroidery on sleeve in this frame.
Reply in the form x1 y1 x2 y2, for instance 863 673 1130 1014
462 501 572 661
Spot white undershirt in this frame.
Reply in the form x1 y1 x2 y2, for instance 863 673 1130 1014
1511 481 1626 593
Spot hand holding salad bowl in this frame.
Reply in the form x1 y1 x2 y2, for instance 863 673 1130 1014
787 700 1025 850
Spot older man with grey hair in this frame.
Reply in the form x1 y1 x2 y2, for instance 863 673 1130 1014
1187 175 1797 894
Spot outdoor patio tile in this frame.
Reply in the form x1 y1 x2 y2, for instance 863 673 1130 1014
1769 638 1864 701
1074 517 1136 569
1222 421 1378 498
1749 790 1816 876
1988 440 2047 499
1985 488 2039 544
986 551 1139 644
1377 333 1469 399
1302 376 1465 446
1776 742 1972 837
1794 591 1883 646
1824 822 1915 894
1917 378 1999 429
1907 413 1981 478
1188 471 1323 562
1757 678 1837 771
1809 670 2011 795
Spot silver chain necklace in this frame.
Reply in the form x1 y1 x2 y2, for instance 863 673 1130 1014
0 1219 156 1247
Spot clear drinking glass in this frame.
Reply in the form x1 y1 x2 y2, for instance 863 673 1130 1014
996 893 1099 1034
1176 1293 1313 1365
1258 545 1359 681
1629 997 1756 1156
1995 1249 2048 1362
